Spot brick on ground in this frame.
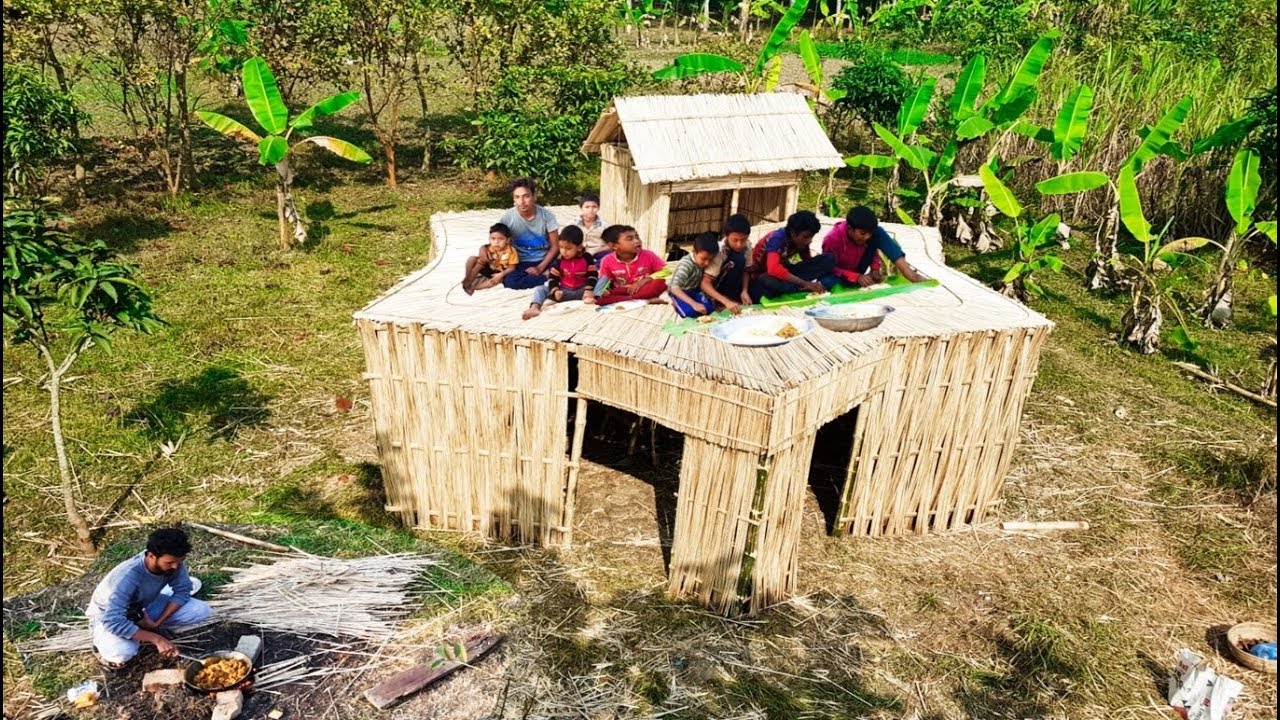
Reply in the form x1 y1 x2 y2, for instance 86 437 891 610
142 668 185 693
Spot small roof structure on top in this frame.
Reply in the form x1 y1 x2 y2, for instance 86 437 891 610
581 93 845 184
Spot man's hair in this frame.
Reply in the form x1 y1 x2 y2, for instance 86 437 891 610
577 191 600 206
601 224 635 245
489 223 512 237
786 210 821 236
846 206 879 233
146 528 191 558
723 213 751 236
560 224 584 245
510 177 537 195
693 232 720 255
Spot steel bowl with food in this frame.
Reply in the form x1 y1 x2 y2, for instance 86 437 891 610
183 650 254 693
804 304 894 332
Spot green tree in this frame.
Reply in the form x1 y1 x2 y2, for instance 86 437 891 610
1199 149 1274 328
2 65 87 197
3 199 165 552
196 57 372 249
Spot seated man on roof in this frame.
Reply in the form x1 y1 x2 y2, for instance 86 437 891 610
823 206 928 287
499 177 561 290
87 527 211 669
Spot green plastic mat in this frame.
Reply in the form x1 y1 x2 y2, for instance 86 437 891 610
660 278 940 336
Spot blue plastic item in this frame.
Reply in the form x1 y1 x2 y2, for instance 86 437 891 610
1248 641 1277 660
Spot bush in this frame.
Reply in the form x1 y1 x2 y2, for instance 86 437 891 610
830 49 913 129
930 0 1049 61
452 64 641 190
2 65 86 196
1247 85 1277 188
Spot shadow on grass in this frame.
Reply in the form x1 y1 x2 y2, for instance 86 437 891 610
124 366 271 441
80 211 175 252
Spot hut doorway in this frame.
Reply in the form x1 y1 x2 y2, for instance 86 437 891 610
574 401 683 571
808 406 860 534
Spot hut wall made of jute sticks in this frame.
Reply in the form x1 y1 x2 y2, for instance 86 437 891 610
836 327 1052 537
357 321 574 545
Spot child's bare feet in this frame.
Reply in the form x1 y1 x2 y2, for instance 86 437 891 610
522 305 542 320
463 281 475 296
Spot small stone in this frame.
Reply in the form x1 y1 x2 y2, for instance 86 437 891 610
268 711 284 720
142 668 184 693
212 690 243 720
234 635 262 664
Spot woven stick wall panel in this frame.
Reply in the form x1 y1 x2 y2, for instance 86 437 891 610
836 327 1050 536
737 185 789 225
746 430 817 614
667 171 803 193
358 321 571 544
574 347 774 453
667 438 762 614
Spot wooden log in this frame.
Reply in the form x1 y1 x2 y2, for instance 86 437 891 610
1172 361 1277 409
185 522 292 553
1001 520 1089 532
363 633 504 710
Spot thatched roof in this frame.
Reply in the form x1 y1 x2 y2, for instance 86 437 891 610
581 93 845 185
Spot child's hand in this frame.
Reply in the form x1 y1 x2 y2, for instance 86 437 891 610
583 293 596 305
856 273 876 287
726 301 742 315
553 289 563 301
692 302 708 315
525 266 541 276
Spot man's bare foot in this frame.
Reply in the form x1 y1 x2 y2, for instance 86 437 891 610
522 305 541 320
463 280 475 295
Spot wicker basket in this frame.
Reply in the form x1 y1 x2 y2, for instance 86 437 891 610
1226 622 1277 674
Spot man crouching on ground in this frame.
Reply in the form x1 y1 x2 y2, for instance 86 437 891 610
87 527 211 669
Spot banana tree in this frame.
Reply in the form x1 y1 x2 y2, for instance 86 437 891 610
847 32 1059 237
652 0 809 91
1199 149 1273 327
196 58 372 250
1113 163 1216 354
978 162 1066 301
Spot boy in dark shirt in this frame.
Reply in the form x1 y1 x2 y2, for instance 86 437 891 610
747 210 839 303
701 214 754 314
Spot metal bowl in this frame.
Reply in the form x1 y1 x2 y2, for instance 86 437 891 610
184 650 254 694
805 304 894 333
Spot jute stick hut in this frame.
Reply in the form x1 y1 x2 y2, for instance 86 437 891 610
581 93 846 250
354 95 1053 616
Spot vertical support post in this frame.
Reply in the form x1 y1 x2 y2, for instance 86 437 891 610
561 396 589 545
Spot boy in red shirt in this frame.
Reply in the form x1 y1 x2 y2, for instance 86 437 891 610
747 210 838 303
595 225 667 306
822 206 927 286
522 225 598 319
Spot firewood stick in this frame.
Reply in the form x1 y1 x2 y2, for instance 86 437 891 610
185 522 293 553
1001 521 1089 532
1172 362 1277 409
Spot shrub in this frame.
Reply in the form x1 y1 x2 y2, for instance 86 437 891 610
453 64 640 190
2 65 86 196
830 50 913 129
1247 85 1277 188
930 0 1049 61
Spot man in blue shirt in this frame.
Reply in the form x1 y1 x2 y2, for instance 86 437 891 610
498 177 561 290
87 527 212 668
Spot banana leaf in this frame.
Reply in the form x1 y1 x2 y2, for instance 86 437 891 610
845 154 898 169
1225 149 1260 235
872 123 929 171
949 54 985 121
291 91 361 130
1192 115 1262 155
896 77 936 137
753 0 811 76
301 136 373 163
258 136 287 166
1124 96 1192 173
979 163 1022 218
989 31 1058 112
652 53 743 80
955 116 994 140
241 57 289 135
194 111 261 144
798 31 822 87
1051 84 1092 161
1035 171 1108 195
1117 165 1150 243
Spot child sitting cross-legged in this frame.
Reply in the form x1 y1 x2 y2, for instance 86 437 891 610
594 225 667 306
522 225 598 320
667 232 720 318
463 223 519 295
700 213 754 315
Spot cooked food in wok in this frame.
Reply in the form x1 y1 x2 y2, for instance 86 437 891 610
194 657 249 689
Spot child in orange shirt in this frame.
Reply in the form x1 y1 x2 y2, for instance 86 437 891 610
463 223 519 294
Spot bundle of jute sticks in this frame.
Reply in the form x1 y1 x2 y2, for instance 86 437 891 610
18 551 439 654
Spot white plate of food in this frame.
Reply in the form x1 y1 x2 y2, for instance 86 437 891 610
710 315 814 347
596 299 650 313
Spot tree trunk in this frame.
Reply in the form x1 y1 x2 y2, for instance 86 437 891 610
1264 341 1277 400
739 0 750 39
1200 231 1237 328
42 348 94 553
412 54 430 117
384 142 398 187
884 165 901 220
175 66 194 191
43 31 79 140
701 0 710 30
1085 200 1123 291
420 129 432 173
275 161 307 248
1122 284 1162 355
